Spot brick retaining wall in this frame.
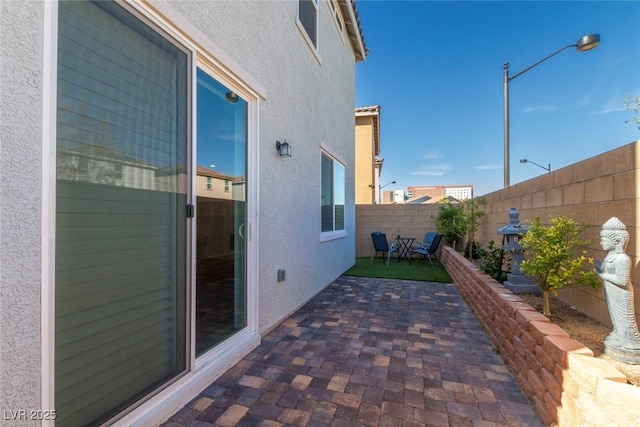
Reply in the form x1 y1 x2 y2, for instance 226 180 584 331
440 246 640 426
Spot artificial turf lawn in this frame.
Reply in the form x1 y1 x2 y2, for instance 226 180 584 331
344 257 452 283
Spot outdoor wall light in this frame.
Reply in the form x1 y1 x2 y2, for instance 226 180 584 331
225 91 239 103
276 140 291 157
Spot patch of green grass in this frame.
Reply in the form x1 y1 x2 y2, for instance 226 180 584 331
344 257 452 283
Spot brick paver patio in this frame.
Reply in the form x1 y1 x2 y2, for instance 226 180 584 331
162 276 543 426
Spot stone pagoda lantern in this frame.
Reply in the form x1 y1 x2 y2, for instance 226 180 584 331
497 208 538 294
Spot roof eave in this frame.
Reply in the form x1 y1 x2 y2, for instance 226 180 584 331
339 0 368 62
356 105 380 155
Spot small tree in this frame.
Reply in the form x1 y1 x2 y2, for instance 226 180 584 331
519 216 600 317
460 197 485 258
435 202 465 249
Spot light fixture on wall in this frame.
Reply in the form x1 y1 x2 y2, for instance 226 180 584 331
225 91 239 103
276 140 291 157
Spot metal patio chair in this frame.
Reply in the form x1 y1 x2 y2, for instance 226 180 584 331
412 233 443 267
370 232 399 266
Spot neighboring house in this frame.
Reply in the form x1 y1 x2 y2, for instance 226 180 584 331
355 105 382 204
0 1 367 426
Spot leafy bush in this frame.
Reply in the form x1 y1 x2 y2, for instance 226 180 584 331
476 240 510 283
519 216 600 317
434 197 485 258
435 202 465 248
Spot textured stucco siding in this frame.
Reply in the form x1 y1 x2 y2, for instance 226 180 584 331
1 0 359 420
0 0 44 419
163 0 358 333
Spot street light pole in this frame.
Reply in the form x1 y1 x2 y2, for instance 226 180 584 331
503 34 600 188
503 61 511 188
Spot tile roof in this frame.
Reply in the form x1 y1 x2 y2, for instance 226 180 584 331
339 0 369 61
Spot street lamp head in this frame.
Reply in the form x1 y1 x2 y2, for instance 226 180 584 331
576 34 600 52
391 180 396 184
504 33 600 187
520 158 551 172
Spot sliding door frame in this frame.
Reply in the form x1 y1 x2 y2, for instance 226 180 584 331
42 1 261 425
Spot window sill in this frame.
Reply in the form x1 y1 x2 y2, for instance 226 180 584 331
295 20 322 66
320 230 346 242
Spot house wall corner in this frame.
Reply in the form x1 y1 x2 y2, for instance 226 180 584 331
0 0 45 416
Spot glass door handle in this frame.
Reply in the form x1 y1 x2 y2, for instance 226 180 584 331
238 223 245 239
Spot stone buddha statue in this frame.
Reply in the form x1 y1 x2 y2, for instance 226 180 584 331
595 217 640 364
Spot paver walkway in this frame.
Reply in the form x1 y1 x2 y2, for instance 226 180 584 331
163 276 543 426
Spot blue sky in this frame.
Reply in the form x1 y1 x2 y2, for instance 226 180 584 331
355 1 640 196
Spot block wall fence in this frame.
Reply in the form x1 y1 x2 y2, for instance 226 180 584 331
355 140 640 327
355 204 440 258
477 141 639 327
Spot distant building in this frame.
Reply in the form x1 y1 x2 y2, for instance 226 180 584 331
381 189 408 204
407 185 473 201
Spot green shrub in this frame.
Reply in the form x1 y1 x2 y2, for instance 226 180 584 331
476 240 510 283
434 202 465 248
519 216 600 317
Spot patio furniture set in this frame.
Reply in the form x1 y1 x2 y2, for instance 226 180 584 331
370 231 443 267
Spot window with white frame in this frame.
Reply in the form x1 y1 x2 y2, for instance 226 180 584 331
207 176 213 190
298 0 318 48
328 0 344 36
321 151 345 233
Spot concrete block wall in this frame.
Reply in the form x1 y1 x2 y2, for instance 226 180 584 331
354 141 639 325
477 141 639 327
440 246 640 427
355 204 440 257
356 205 439 257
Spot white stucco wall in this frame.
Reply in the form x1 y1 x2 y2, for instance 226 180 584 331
163 0 358 332
1 0 359 422
0 0 44 417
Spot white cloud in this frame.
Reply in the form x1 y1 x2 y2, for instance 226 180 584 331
591 105 626 115
422 149 443 160
410 164 451 176
590 93 627 115
522 105 558 114
474 164 502 170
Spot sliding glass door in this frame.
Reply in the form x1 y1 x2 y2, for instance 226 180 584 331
195 69 247 356
55 1 188 425
55 2 250 424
